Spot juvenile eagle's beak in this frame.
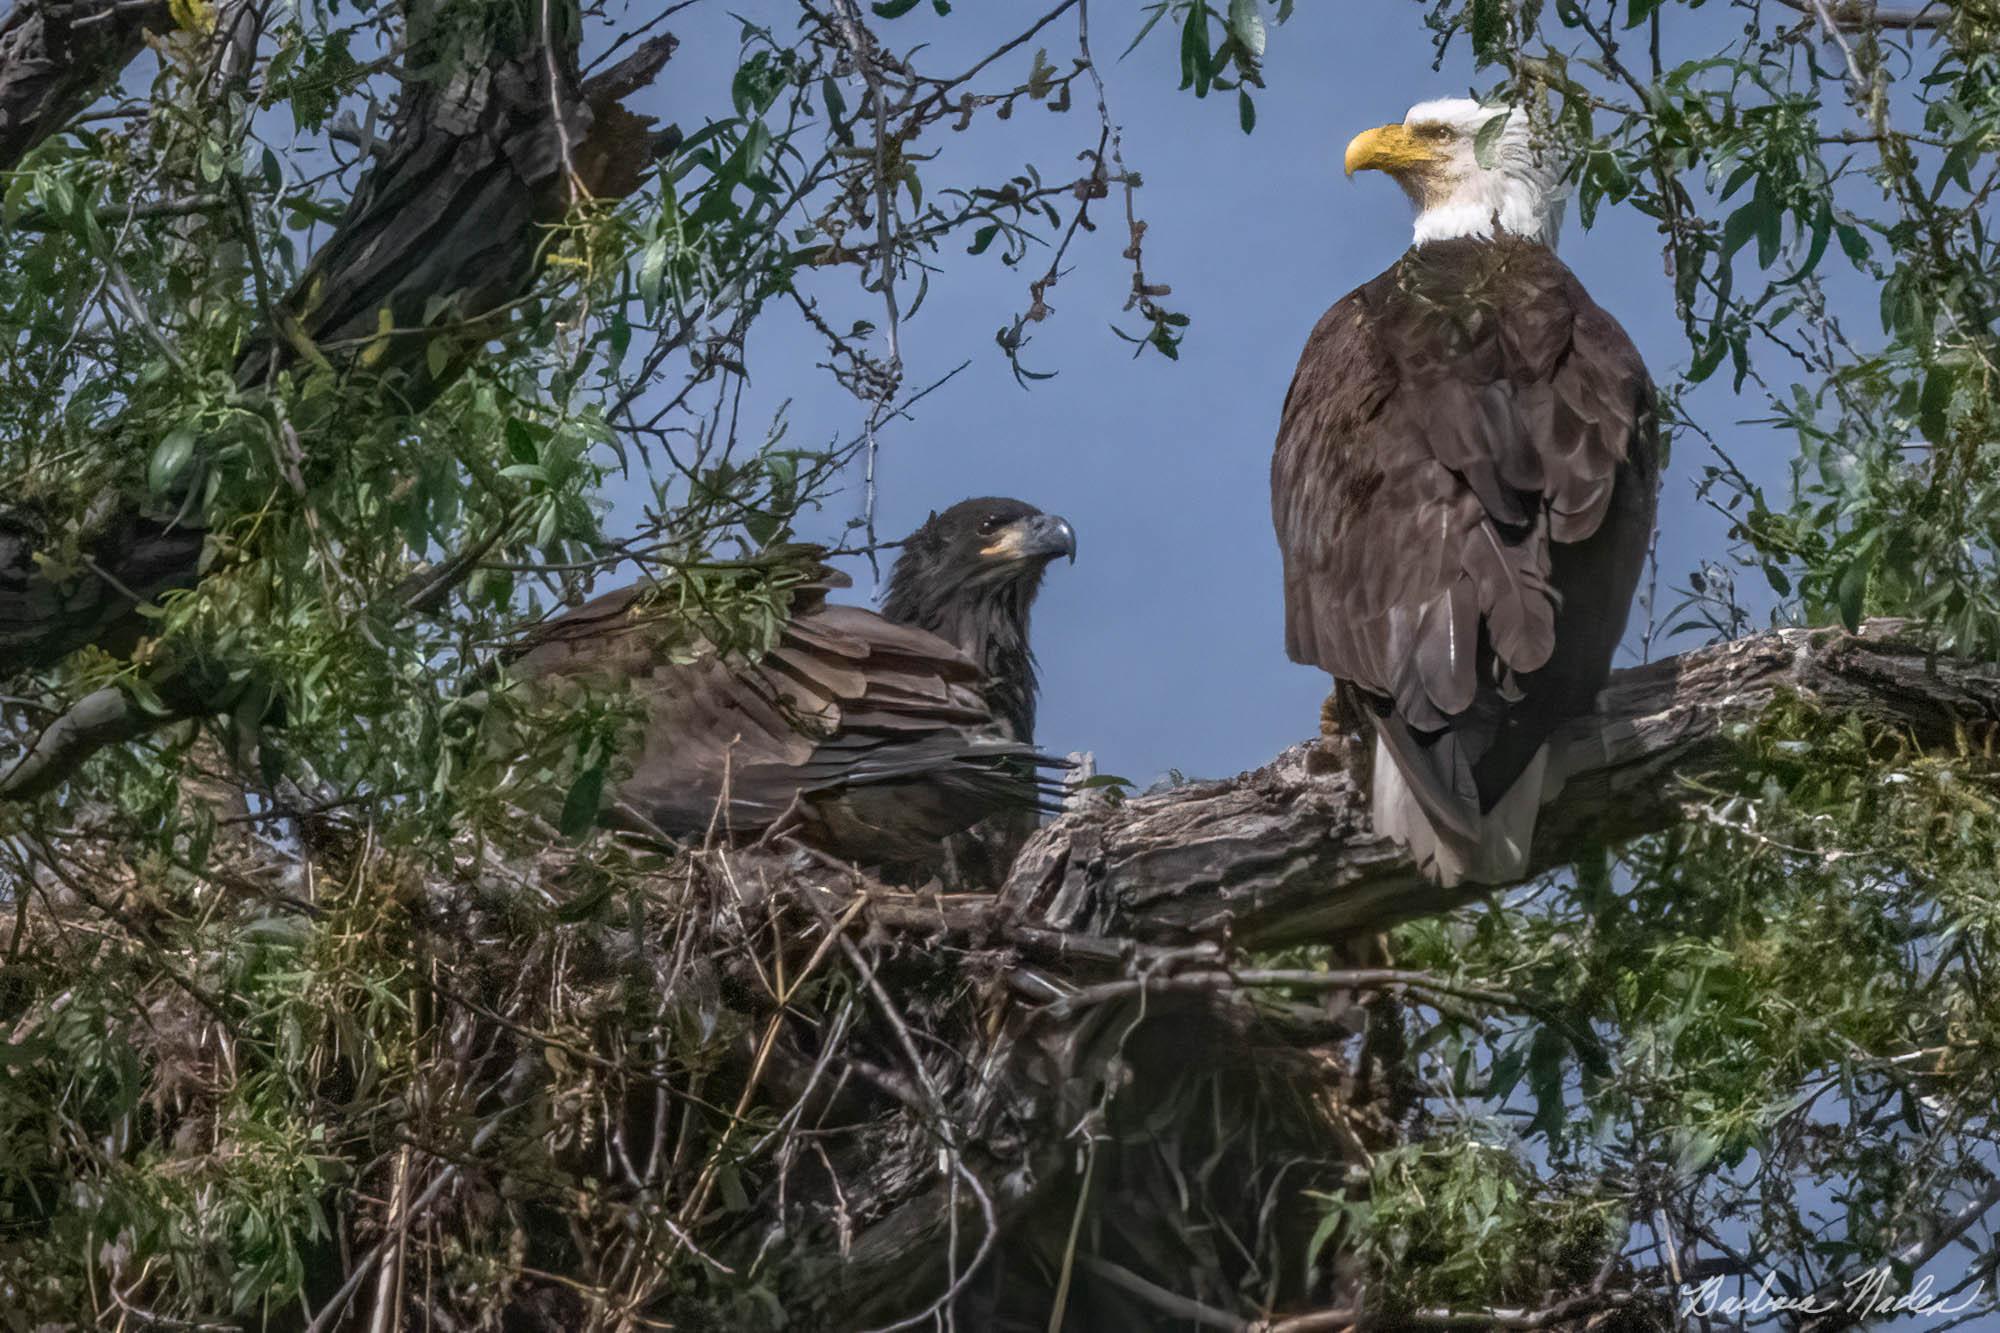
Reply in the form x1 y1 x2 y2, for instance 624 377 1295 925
1344 123 1442 178
984 514 1078 565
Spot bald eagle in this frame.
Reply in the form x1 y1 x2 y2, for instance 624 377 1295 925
507 498 1075 880
1272 99 1660 885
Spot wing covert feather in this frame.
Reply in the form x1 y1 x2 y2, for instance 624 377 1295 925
1273 236 1659 818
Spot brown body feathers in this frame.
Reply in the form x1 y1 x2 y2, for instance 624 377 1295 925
1273 236 1658 881
508 500 1075 881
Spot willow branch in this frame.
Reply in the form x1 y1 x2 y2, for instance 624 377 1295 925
1001 620 2000 948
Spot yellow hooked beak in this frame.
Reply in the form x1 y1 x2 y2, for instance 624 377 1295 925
1343 123 1445 178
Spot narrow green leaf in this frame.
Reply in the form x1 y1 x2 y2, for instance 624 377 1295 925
1836 551 1872 631
505 418 540 465
1721 198 1762 259
1918 362 1957 443
1180 3 1213 96
559 758 607 840
1835 221 1870 266
1473 113 1510 169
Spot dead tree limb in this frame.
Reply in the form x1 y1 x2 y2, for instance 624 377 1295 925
0 26 678 678
10 619 1988 1327
0 0 171 170
1000 620 1999 949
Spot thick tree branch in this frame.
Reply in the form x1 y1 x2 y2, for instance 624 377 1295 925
759 619 1994 1324
0 684 149 799
0 0 170 170
1772 0 1948 30
1000 620 1999 948
0 28 678 680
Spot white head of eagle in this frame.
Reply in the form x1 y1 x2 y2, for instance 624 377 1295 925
1343 98 1564 249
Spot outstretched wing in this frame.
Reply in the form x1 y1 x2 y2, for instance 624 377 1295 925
1273 236 1658 828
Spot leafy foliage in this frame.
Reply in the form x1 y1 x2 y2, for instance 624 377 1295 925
6 0 2000 1327
1422 0 2000 651
1373 699 2000 1315
0 0 1202 1324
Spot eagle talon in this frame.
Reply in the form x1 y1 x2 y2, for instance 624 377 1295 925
1309 689 1374 783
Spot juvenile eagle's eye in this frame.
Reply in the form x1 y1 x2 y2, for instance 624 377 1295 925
977 514 1007 536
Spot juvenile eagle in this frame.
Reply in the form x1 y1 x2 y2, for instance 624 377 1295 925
508 498 1075 879
1272 99 1659 885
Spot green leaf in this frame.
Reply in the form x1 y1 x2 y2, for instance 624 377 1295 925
871 0 920 15
1798 202 1832 278
1238 89 1256 134
1755 183 1783 269
505 419 541 466
638 235 670 311
1470 0 1506 63
1835 550 1872 631
968 223 999 255
1473 113 1510 169
1525 1026 1567 1141
148 425 199 495
1835 221 1869 266
1180 3 1213 96
41 172 75 223
1688 328 1730 384
1122 3 1172 59
559 757 605 838
1918 362 1957 443
1027 47 1056 99
2 169 31 226
1674 1128 1722 1175
1722 198 1763 260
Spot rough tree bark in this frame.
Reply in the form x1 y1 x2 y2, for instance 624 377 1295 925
997 619 1997 947
0 0 171 168
5 7 1993 1325
704 619 2000 1329
0 9 677 676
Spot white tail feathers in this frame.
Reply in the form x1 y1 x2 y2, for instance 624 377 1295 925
1370 735 1553 886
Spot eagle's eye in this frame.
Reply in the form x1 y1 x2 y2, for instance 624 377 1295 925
977 514 1007 536
1414 122 1452 141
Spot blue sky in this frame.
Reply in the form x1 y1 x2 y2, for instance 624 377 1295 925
622 2 1795 786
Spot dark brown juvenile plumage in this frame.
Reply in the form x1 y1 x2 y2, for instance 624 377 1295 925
508 499 1075 879
1273 235 1658 882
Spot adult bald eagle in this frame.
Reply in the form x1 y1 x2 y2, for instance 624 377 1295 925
508 498 1075 880
1272 99 1659 885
